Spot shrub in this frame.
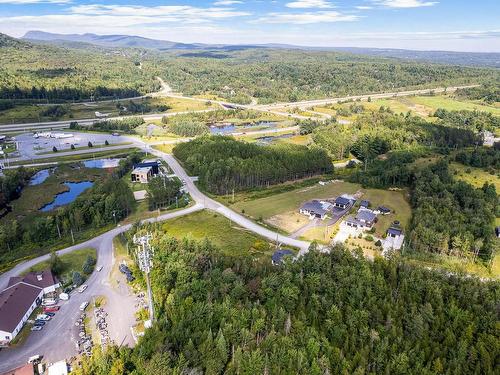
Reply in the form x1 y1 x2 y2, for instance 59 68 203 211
375 240 382 247
72 271 84 286
52 146 58 153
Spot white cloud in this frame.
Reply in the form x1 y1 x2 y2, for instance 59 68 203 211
373 0 437 8
286 0 333 8
256 11 359 24
0 0 70 3
213 0 243 5
355 6 373 10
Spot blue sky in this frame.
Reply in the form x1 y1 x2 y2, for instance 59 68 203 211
0 0 499 51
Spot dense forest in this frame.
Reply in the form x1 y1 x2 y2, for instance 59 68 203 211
2 33 499 105
0 154 140 264
409 160 497 261
74 236 500 375
173 136 333 194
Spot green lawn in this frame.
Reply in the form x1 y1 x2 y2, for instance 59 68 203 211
24 247 97 282
161 210 275 257
451 162 500 191
409 95 500 115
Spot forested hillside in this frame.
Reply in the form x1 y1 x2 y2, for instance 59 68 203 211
0 33 157 101
73 236 500 375
1 32 499 104
151 49 499 104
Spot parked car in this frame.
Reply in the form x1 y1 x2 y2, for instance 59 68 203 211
78 284 88 293
80 302 89 311
119 264 131 274
43 306 60 313
31 326 43 331
59 293 70 301
96 266 103 272
36 314 51 321
42 298 57 306
126 273 135 282
28 355 42 363
44 312 56 317
34 321 46 326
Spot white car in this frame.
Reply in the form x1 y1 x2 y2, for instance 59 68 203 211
31 326 43 331
36 314 51 321
78 284 88 293
79 302 89 311
96 266 103 272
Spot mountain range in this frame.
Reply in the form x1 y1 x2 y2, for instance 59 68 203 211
19 31 500 68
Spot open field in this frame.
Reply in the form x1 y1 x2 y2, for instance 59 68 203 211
451 162 500 191
24 247 97 283
160 210 275 257
0 97 219 125
410 95 500 115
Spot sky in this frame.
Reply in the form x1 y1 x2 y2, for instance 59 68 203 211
0 0 499 52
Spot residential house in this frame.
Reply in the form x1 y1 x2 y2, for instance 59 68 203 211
299 200 332 220
333 196 351 210
387 227 403 238
375 206 391 215
355 209 377 228
383 227 405 253
360 200 370 209
131 167 154 183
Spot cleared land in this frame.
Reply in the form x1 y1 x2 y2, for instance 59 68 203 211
226 180 411 238
160 210 275 257
450 162 500 191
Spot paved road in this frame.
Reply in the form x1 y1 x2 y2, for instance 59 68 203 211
254 85 479 110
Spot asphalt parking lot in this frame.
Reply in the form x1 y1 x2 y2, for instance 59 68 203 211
12 132 137 160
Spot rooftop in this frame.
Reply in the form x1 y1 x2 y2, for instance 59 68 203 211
132 166 152 174
272 249 294 264
301 200 328 215
388 227 403 236
0 282 42 332
7 269 58 290
334 196 351 206
355 209 377 223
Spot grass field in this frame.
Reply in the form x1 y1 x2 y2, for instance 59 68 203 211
451 162 500 191
410 95 500 115
24 247 97 281
0 97 219 125
160 210 275 257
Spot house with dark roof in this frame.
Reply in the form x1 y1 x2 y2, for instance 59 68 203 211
271 249 294 265
7 269 60 295
0 282 43 344
360 200 370 209
333 196 351 210
376 206 391 215
387 227 403 238
299 200 332 220
355 209 377 228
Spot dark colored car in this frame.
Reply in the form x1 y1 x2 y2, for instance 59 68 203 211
34 321 46 326
45 312 56 317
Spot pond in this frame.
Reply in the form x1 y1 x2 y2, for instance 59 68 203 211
40 181 94 212
83 158 122 169
210 121 278 135
29 169 53 185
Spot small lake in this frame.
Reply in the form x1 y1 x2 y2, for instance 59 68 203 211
29 169 53 185
83 158 122 169
40 181 94 212
210 121 277 135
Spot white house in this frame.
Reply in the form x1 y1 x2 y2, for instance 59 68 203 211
0 269 60 344
0 282 43 344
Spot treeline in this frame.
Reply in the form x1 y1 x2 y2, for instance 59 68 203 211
434 108 500 132
0 167 33 213
73 239 500 375
70 117 144 133
455 85 500 104
146 176 182 210
409 160 497 261
173 136 332 194
118 100 171 115
0 86 141 102
455 147 500 170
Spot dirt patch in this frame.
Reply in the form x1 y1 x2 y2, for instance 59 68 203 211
266 211 310 233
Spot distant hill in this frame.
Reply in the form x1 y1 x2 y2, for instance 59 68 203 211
0 32 30 48
21 30 500 67
23 30 206 50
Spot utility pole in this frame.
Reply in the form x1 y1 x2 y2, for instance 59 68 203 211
133 233 155 324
